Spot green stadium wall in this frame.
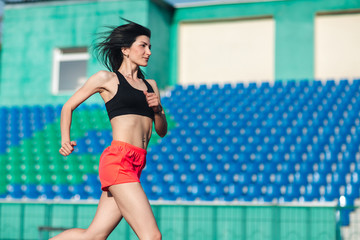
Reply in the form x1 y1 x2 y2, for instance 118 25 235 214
1 0 360 105
0 201 338 240
169 0 360 85
0 0 172 106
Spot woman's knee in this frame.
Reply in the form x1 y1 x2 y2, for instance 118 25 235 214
145 230 162 240
83 229 108 240
155 231 162 240
154 230 162 240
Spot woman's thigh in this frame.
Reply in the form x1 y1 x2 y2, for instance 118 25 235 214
109 183 160 239
85 191 123 239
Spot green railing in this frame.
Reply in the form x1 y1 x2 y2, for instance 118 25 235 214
0 201 338 240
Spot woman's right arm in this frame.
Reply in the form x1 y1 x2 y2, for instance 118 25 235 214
59 70 110 156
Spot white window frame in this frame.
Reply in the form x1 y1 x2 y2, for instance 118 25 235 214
52 47 90 95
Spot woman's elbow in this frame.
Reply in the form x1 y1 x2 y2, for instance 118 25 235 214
158 131 167 138
62 101 77 113
157 128 167 138
60 102 75 120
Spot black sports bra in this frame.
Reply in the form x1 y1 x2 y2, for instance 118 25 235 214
105 71 155 120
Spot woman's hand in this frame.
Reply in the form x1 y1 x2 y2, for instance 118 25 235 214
59 141 77 156
144 91 162 113
143 80 167 138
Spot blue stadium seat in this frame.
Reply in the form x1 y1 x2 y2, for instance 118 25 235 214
264 184 281 202
303 184 320 201
323 184 340 201
73 184 89 199
24 184 40 199
7 183 23 199
57 185 73 200
283 184 301 202
246 184 261 201
40 184 56 199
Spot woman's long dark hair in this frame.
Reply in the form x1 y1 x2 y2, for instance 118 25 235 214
93 19 151 79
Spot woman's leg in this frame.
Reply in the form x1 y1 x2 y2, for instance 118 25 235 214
50 191 122 240
109 182 161 240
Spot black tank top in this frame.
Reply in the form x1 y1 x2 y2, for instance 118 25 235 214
105 71 155 120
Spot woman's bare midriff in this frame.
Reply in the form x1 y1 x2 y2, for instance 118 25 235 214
110 114 153 150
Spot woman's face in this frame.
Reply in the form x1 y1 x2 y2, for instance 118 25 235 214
125 35 151 67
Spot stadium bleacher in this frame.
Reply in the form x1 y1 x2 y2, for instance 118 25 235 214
0 79 359 226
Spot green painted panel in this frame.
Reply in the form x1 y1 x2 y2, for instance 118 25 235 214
187 206 215 239
246 206 273 239
158 205 185 240
0 202 338 240
216 206 244 240
23 204 47 239
50 204 75 229
0 203 22 239
76 205 97 229
280 207 308 239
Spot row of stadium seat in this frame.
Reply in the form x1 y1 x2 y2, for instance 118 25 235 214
1 79 360 226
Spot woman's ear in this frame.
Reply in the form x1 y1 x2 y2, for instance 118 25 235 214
121 47 129 58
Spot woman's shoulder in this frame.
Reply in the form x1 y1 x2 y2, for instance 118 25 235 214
94 70 116 80
87 70 117 85
81 70 118 94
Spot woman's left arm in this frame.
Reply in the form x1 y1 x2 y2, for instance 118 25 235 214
144 80 168 137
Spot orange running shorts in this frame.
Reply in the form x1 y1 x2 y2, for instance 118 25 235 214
99 140 147 191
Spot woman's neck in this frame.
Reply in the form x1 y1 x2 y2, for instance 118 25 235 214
119 61 139 81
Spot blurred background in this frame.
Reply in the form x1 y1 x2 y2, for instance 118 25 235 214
0 0 360 239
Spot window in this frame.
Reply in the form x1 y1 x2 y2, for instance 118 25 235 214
315 12 360 81
178 17 274 85
52 47 89 94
